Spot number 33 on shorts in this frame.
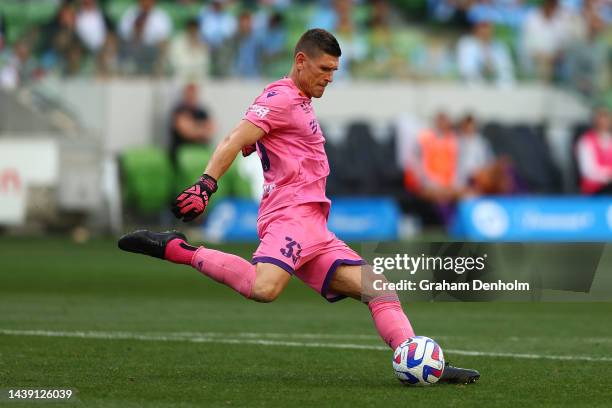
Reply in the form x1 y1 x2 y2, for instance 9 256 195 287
280 236 301 264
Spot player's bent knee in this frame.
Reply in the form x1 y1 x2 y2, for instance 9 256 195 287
250 262 291 303
250 281 282 303
328 264 364 301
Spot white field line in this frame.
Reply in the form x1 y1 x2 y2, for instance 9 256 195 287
0 329 387 351
172 331 384 340
507 336 612 344
1 329 612 363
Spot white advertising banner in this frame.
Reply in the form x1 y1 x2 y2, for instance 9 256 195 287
0 139 59 225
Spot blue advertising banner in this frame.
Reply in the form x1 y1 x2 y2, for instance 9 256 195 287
204 197 400 242
204 199 259 242
453 197 612 241
328 197 400 241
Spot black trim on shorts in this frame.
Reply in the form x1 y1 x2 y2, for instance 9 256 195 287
321 259 366 303
251 256 294 275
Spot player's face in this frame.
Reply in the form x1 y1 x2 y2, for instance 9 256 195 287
301 53 339 98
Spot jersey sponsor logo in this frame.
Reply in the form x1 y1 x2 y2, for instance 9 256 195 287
262 183 276 195
299 101 312 114
248 104 270 118
309 119 318 134
266 91 279 98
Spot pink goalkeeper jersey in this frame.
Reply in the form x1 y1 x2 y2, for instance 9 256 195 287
243 77 331 218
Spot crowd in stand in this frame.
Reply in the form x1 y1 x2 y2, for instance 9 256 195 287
401 111 520 224
398 104 612 224
0 0 609 99
165 79 612 227
0 0 609 227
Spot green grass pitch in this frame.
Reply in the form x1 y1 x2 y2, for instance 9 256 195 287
1 237 611 407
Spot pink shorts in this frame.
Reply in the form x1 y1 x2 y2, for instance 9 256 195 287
252 202 364 302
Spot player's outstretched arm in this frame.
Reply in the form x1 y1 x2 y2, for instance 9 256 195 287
172 120 265 222
203 120 264 180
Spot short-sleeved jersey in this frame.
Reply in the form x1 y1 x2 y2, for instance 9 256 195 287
243 77 331 218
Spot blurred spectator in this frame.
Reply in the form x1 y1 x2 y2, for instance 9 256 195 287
264 0 292 7
309 0 341 31
358 0 400 78
96 32 120 77
404 111 461 205
456 21 515 86
199 0 237 77
169 83 216 165
427 0 473 28
403 111 464 225
0 40 39 90
199 0 237 47
231 11 263 78
576 107 612 194
260 12 289 78
250 0 291 34
118 0 172 75
411 35 455 79
370 0 404 27
456 114 494 185
333 0 368 79
563 0 612 23
404 112 519 224
38 0 85 75
596 0 612 23
565 2 609 97
119 0 171 45
309 0 367 32
467 0 528 28
457 114 516 194
169 18 209 80
75 0 112 53
520 0 575 81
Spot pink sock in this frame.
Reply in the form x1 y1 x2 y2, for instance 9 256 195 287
368 294 415 350
190 247 256 299
165 239 198 265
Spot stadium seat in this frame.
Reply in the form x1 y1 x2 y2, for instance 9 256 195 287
481 121 506 144
174 145 213 195
324 138 342 196
568 122 591 192
376 125 405 197
328 121 405 198
175 145 252 209
484 122 562 193
120 146 174 214
339 121 380 195
214 159 253 205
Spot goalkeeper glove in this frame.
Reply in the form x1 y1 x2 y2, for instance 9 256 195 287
171 174 218 222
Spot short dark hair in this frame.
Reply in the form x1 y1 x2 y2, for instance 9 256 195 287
294 28 341 58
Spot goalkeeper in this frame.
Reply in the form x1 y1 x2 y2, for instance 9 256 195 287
119 29 479 384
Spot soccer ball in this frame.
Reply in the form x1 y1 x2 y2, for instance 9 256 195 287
392 336 445 385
